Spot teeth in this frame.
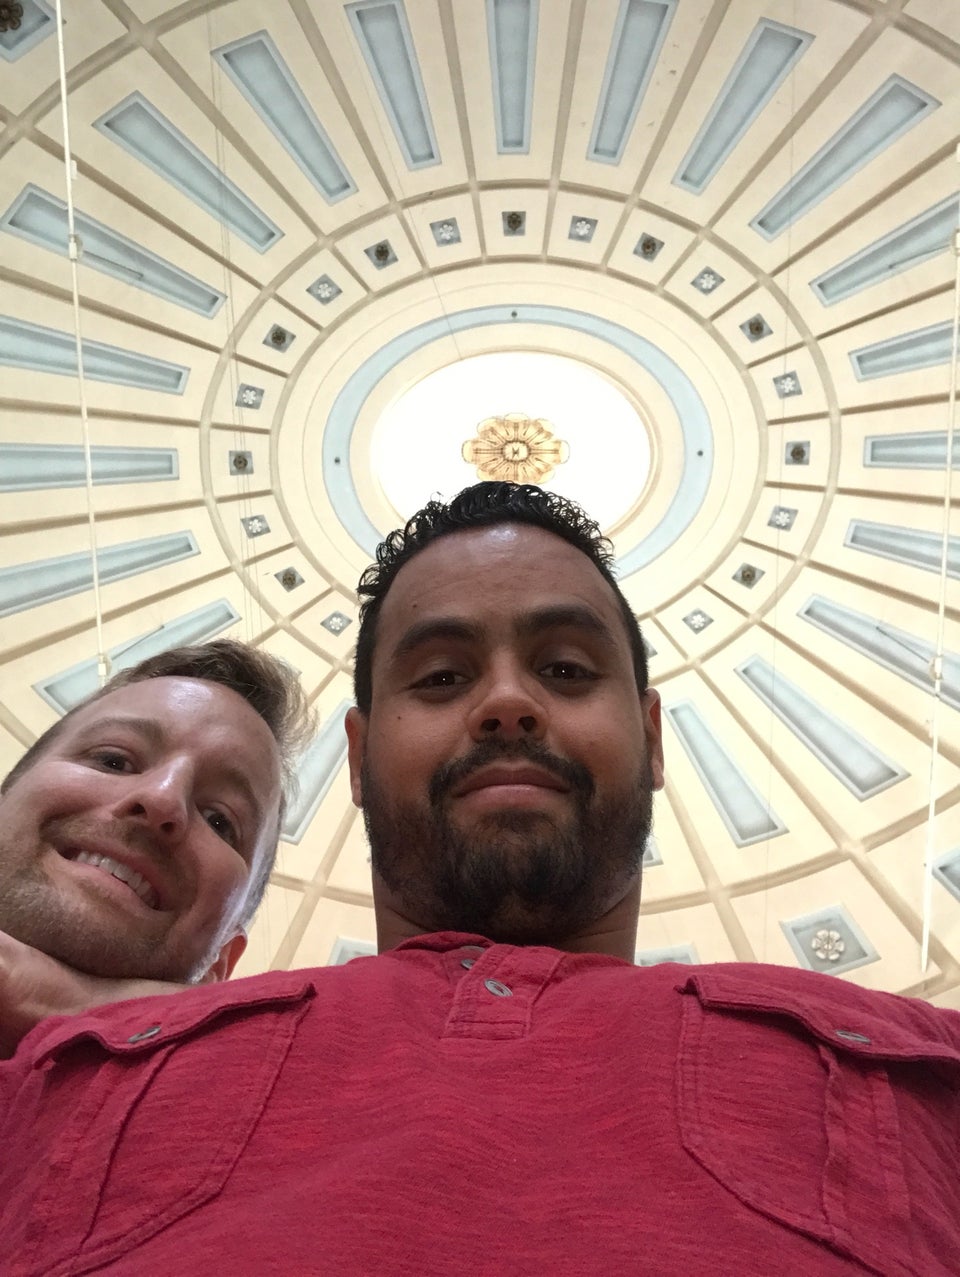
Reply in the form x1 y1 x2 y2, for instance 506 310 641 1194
73 851 160 909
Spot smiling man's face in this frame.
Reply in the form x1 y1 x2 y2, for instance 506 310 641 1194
0 677 282 982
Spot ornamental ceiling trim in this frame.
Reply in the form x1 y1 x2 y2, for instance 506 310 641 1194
319 303 713 569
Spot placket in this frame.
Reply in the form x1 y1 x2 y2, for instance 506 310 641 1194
440 942 565 1040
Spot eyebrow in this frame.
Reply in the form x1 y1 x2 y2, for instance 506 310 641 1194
390 604 619 664
70 715 267 833
515 604 618 649
72 715 165 748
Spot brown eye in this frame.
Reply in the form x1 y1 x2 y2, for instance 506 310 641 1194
416 670 466 689
91 750 134 772
541 661 595 681
204 809 238 847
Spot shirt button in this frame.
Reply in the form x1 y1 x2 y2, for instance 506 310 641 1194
127 1025 162 1043
834 1029 871 1044
484 979 512 998
461 958 476 970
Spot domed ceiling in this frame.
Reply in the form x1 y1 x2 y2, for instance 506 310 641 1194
0 0 957 999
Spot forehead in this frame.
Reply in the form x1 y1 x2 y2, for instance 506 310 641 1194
376 524 630 653
66 676 248 730
62 678 280 779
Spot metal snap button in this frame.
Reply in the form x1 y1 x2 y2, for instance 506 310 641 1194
834 1029 871 1044
127 1025 162 1043
484 979 512 998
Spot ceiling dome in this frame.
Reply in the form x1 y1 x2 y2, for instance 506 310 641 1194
0 0 957 1000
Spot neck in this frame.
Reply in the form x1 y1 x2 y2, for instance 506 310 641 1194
373 875 641 962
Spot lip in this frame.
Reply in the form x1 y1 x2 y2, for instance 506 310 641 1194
453 765 569 798
56 841 167 911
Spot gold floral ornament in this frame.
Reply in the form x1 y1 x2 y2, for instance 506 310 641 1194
461 413 570 485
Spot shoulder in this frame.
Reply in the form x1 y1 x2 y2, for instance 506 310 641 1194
5 967 322 1072
677 961 960 1060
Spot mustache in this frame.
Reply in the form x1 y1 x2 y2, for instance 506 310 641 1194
429 738 595 806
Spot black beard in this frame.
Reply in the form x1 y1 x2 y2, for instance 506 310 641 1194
361 738 654 945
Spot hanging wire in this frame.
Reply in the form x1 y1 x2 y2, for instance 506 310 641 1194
53 0 109 686
920 152 960 973
203 8 267 650
203 8 275 959
758 0 801 963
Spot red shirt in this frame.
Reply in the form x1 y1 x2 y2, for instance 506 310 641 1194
2 932 958 1276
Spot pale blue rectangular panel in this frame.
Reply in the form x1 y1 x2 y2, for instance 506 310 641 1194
0 531 199 618
737 655 906 799
328 937 377 965
347 1 439 168
933 848 960 904
0 314 189 393
850 321 953 380
864 429 960 470
487 0 537 154
588 0 675 164
94 92 283 252
845 519 959 579
213 32 356 202
37 595 240 715
811 195 957 305
35 598 240 713
282 701 352 843
0 443 178 491
798 594 959 713
635 943 699 966
665 700 786 845
1 185 225 316
675 19 811 193
751 76 938 240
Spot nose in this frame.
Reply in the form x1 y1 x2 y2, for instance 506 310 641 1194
111 759 191 843
467 662 545 742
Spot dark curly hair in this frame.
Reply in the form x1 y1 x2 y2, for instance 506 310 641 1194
354 482 648 712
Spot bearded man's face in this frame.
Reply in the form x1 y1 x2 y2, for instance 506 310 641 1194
346 524 663 943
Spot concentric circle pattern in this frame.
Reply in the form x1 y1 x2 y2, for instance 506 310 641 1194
0 0 957 998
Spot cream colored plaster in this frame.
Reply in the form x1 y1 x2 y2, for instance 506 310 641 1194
730 860 938 993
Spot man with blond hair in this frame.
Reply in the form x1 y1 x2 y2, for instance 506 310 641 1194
0 638 311 1055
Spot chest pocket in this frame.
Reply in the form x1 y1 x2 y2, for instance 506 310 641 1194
0 974 315 1277
677 968 960 1277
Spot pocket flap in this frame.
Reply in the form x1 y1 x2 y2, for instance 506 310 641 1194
676 964 960 1274
679 963 960 1076
32 970 316 1066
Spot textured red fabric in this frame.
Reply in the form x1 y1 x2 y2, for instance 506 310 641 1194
2 933 959 1276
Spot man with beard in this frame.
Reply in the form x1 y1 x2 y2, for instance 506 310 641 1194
345 483 662 960
1 484 959 1277
0 639 309 1056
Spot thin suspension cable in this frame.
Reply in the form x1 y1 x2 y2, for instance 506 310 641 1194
920 157 960 973
204 7 263 649
53 0 109 687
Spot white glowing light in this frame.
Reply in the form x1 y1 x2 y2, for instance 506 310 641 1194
371 351 652 531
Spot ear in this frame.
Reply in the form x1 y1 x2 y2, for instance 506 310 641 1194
642 688 664 791
199 930 248 982
344 706 367 808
